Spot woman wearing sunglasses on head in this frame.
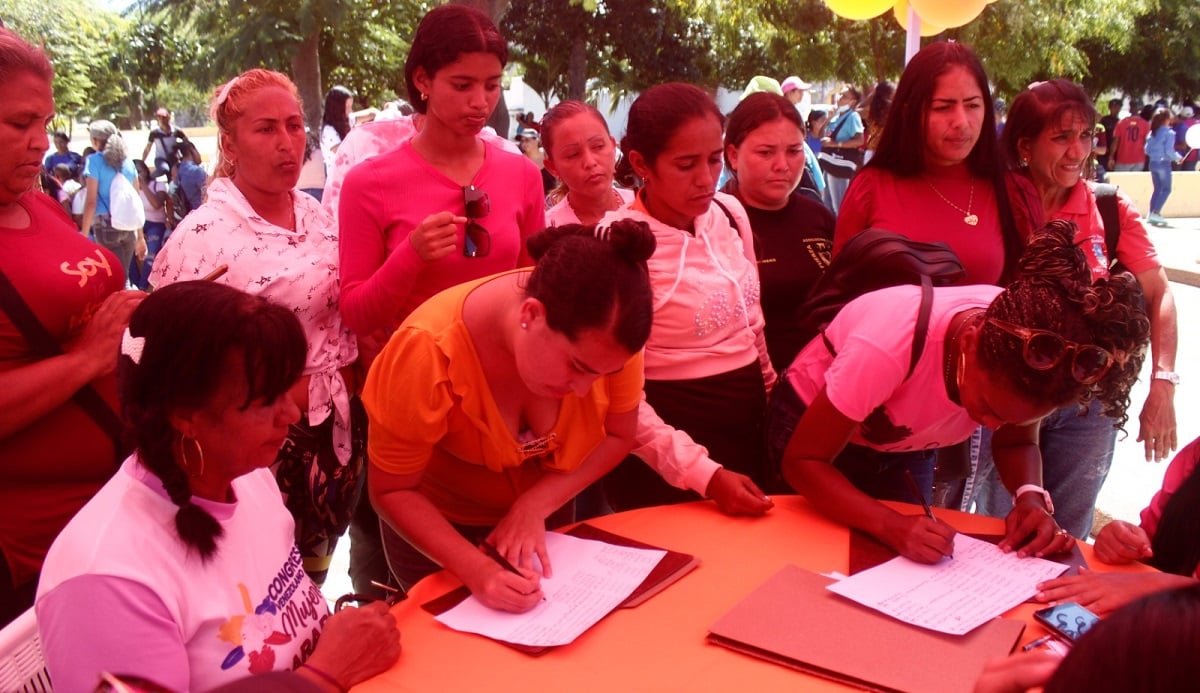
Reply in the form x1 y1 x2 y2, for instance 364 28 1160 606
151 69 362 588
337 5 545 353
969 79 1178 540
365 220 654 611
766 220 1149 563
36 282 398 692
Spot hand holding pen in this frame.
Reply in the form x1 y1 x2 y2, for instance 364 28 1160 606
893 469 956 563
475 541 545 612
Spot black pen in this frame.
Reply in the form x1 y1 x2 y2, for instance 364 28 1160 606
481 541 545 600
903 469 936 521
481 541 523 577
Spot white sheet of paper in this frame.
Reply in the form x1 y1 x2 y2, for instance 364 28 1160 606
826 534 1067 635
434 532 666 647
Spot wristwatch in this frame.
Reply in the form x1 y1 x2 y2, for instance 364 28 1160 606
1153 370 1181 385
1013 484 1054 515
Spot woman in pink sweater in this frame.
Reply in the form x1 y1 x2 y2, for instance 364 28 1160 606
599 83 775 515
337 5 544 354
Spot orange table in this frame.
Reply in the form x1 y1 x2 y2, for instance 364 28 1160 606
353 496 1149 692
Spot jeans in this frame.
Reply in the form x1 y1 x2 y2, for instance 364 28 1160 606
764 377 936 503
92 215 135 285
970 399 1116 537
128 220 167 290
823 172 852 213
1149 161 1173 213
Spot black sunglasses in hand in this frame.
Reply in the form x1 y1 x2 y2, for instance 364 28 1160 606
462 185 491 258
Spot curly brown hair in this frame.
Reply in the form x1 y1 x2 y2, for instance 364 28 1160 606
977 219 1149 430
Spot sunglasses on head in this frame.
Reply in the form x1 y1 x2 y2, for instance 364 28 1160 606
986 318 1127 385
462 185 491 258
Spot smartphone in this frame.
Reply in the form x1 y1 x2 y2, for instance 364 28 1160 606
1033 602 1100 643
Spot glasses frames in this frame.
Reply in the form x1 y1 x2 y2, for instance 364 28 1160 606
986 318 1127 385
462 185 491 258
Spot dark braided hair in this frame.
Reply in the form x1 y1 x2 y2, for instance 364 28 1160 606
118 282 306 561
524 218 656 353
977 219 1150 428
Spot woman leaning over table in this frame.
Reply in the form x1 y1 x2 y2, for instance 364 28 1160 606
540 100 633 226
366 220 654 612
36 282 398 692
599 82 775 514
721 91 835 373
337 4 544 352
0 26 143 627
834 41 1027 286
970 79 1178 539
766 220 1149 563
151 69 361 586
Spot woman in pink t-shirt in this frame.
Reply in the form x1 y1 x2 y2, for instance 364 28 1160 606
766 221 1149 564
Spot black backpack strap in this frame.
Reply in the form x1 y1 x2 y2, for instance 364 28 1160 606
908 275 934 379
820 276 932 382
713 198 738 230
0 268 126 460
1093 183 1121 269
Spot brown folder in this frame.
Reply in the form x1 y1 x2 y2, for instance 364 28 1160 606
708 565 1025 693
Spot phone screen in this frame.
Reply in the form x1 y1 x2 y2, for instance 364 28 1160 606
1033 602 1100 642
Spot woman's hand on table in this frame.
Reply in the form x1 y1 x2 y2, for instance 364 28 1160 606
999 498 1073 558
705 468 774 516
408 211 465 262
303 601 400 689
885 514 956 564
1035 569 1195 617
1093 520 1152 564
973 651 1062 693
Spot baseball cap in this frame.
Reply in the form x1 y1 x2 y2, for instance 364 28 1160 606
781 76 812 93
1183 106 1195 118
155 107 170 117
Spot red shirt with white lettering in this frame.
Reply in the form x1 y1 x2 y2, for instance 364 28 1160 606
0 191 125 590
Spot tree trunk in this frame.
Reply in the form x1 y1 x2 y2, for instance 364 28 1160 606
292 29 323 133
567 41 587 101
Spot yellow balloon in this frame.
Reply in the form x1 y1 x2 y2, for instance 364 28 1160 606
824 0 895 21
893 0 946 36
908 0 989 28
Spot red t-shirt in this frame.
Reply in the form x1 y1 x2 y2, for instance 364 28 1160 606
0 191 125 589
1111 116 1150 165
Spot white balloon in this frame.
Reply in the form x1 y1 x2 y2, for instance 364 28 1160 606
1186 123 1200 150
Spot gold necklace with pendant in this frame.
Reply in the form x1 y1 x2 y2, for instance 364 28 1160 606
926 178 978 226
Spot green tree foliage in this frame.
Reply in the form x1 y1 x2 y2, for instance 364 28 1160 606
136 0 428 129
0 0 126 126
502 0 712 103
1076 0 1199 102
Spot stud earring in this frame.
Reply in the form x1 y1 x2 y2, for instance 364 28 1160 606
420 92 428 101
520 322 528 329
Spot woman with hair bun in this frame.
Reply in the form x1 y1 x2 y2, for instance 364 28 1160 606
366 218 657 611
766 219 1150 563
36 281 399 692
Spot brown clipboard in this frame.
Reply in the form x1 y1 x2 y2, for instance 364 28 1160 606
707 565 1026 693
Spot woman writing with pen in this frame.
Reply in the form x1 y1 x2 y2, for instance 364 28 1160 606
365 219 655 612
765 220 1148 563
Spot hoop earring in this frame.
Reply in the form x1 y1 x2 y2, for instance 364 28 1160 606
420 92 428 102
179 435 206 478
